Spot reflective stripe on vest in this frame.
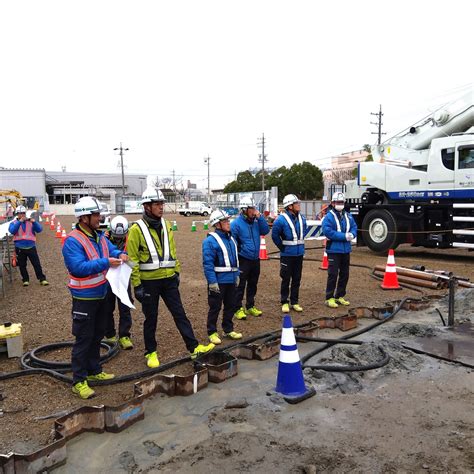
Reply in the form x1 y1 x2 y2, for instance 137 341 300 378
209 232 239 272
67 229 110 289
13 221 36 242
328 210 350 233
281 212 304 245
136 219 176 270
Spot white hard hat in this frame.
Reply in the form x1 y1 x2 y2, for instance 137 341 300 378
210 209 230 226
331 191 346 202
141 187 166 205
283 194 299 208
74 196 102 218
110 216 129 237
239 197 255 210
16 205 27 214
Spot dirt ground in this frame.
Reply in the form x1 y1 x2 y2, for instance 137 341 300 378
1 213 473 457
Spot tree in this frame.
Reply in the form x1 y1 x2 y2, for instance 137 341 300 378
280 161 323 200
352 144 374 177
223 170 257 193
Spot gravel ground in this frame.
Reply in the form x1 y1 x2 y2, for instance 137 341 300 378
1 213 473 454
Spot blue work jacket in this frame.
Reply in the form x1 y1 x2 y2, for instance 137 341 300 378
231 214 269 260
271 211 307 257
322 206 358 254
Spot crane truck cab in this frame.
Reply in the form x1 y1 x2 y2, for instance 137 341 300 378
345 90 474 253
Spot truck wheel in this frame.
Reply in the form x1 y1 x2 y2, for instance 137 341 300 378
361 209 399 253
202 211 209 216
185 211 191 217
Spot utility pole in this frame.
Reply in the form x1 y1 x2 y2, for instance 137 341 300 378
172 169 176 193
204 155 211 203
113 143 129 195
257 133 268 191
371 105 386 145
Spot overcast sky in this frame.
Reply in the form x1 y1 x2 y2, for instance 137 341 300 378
1 0 472 189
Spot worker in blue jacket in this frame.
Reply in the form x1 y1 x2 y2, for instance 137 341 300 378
231 198 270 320
322 192 358 308
271 194 307 313
62 196 128 400
8 206 48 287
202 209 243 345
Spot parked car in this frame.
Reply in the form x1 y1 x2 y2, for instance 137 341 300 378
177 201 213 217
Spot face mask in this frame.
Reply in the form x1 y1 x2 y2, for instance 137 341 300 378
335 204 344 212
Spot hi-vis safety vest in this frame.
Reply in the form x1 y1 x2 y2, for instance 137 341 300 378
209 232 239 272
281 212 304 246
13 221 36 242
328 210 350 234
67 230 109 289
136 219 176 270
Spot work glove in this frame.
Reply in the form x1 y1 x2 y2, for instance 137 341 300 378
345 232 354 242
209 282 220 295
134 285 150 303
235 276 240 287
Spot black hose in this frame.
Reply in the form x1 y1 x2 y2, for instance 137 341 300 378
301 297 410 366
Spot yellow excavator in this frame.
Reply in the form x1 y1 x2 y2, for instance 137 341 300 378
0 190 33 212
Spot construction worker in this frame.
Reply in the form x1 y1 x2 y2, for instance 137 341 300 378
271 194 307 313
127 187 214 368
231 197 269 320
322 191 357 308
8 206 48 287
103 216 134 350
203 209 242 344
62 196 128 399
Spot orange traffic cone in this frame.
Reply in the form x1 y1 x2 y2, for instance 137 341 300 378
45 216 49 223
380 249 401 290
319 239 328 270
50 221 55 231
56 224 62 238
259 235 269 260
61 229 67 245
11 254 17 267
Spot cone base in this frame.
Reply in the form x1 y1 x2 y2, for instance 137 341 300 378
380 285 402 290
319 265 328 270
283 386 316 404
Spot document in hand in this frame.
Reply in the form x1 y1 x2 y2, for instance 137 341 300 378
106 263 135 309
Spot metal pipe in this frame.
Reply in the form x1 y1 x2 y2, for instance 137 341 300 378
373 271 441 289
447 277 456 327
374 265 442 283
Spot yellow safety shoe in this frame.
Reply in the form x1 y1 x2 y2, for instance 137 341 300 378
246 306 263 317
23 281 29 287
145 351 160 368
72 381 95 399
336 297 350 306
87 371 115 382
190 343 215 360
281 303 290 313
224 331 243 340
292 304 303 312
234 307 247 320
40 280 49 286
326 298 339 308
104 336 118 345
119 336 134 350
209 332 222 345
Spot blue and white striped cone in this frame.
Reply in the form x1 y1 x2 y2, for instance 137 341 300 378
275 315 315 403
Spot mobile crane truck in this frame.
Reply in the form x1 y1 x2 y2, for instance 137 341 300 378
344 89 474 253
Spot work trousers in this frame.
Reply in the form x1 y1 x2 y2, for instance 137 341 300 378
15 246 46 283
207 283 235 335
280 255 304 305
104 284 133 339
141 276 198 355
326 253 351 300
235 257 261 310
71 298 108 384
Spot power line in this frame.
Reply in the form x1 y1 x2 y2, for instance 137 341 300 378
113 143 129 195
